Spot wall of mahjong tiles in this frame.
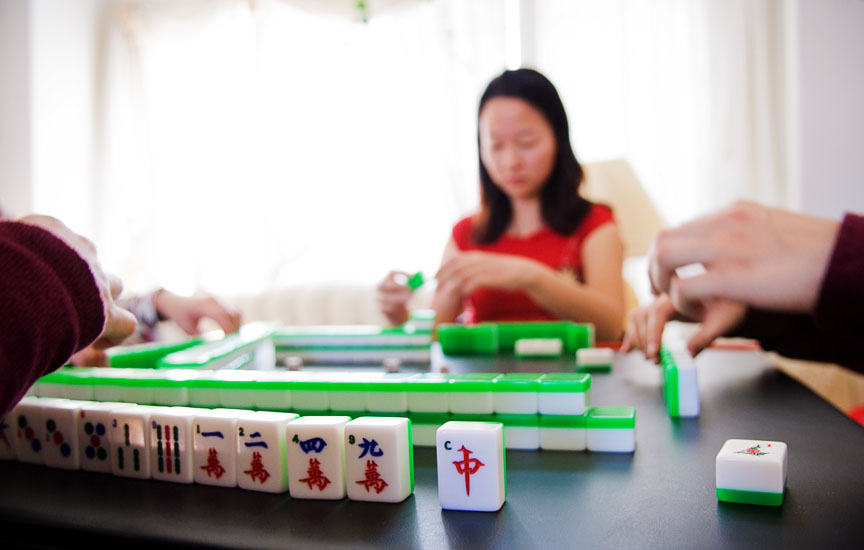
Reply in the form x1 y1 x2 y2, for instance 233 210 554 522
2 350 864 548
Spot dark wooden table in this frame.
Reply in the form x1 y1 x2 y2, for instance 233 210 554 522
2 348 863 549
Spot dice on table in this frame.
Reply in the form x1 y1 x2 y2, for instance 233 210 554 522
436 421 506 512
716 439 787 506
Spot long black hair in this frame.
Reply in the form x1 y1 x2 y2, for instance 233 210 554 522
474 68 591 244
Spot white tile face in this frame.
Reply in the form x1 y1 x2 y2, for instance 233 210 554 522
365 391 408 413
78 402 129 473
586 428 635 453
345 417 413 503
63 385 94 401
502 426 539 450
538 391 589 416
576 347 614 366
0 412 16 460
493 393 538 415
11 398 64 464
110 406 162 479
237 412 297 493
514 338 562 357
286 416 349 500
449 392 493 415
193 410 242 487
149 408 199 483
540 428 586 451
42 400 88 470
407 391 449 413
674 364 700 418
716 439 787 494
436 422 506 512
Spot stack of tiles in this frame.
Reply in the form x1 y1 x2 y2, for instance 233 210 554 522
32 367 639 453
272 322 432 365
576 347 614 372
585 407 636 453
438 321 594 357
436 421 506 512
716 439 787 506
514 338 563 359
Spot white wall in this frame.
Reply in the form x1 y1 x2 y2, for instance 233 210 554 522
790 0 864 219
0 0 32 217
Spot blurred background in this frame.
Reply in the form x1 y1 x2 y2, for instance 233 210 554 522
1 0 862 320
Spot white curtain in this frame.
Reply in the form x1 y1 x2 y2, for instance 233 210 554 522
95 0 505 296
532 0 786 225
84 0 787 297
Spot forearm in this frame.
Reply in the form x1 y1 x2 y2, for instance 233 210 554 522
432 288 463 325
526 269 625 341
0 222 105 417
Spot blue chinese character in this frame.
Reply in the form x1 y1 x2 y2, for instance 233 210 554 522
202 431 224 439
358 438 383 458
244 431 269 448
299 437 327 454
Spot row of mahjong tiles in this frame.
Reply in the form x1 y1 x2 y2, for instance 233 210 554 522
2 398 638 510
33 368 600 416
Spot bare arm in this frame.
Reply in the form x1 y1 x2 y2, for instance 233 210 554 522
432 237 465 324
523 223 626 341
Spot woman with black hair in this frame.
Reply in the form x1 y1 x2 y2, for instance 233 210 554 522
380 69 626 341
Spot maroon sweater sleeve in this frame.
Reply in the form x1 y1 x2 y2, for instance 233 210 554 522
0 222 105 418
732 213 864 372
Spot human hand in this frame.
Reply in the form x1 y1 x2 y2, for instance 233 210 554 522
649 201 840 313
68 346 108 367
18 215 137 349
377 271 413 326
435 251 545 297
154 290 242 336
621 291 747 362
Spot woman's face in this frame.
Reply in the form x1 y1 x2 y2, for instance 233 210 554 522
479 96 557 201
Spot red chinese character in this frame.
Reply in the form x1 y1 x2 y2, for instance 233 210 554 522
244 451 271 484
452 445 484 496
201 448 226 479
299 458 331 491
356 460 389 494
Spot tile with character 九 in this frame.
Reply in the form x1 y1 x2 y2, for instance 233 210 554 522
10 397 68 464
236 411 298 493
110 405 165 479
78 402 130 473
192 408 246 487
41 399 91 470
286 416 350 500
344 417 413 503
149 407 200 484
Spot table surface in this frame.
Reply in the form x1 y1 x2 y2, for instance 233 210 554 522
2 348 863 550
